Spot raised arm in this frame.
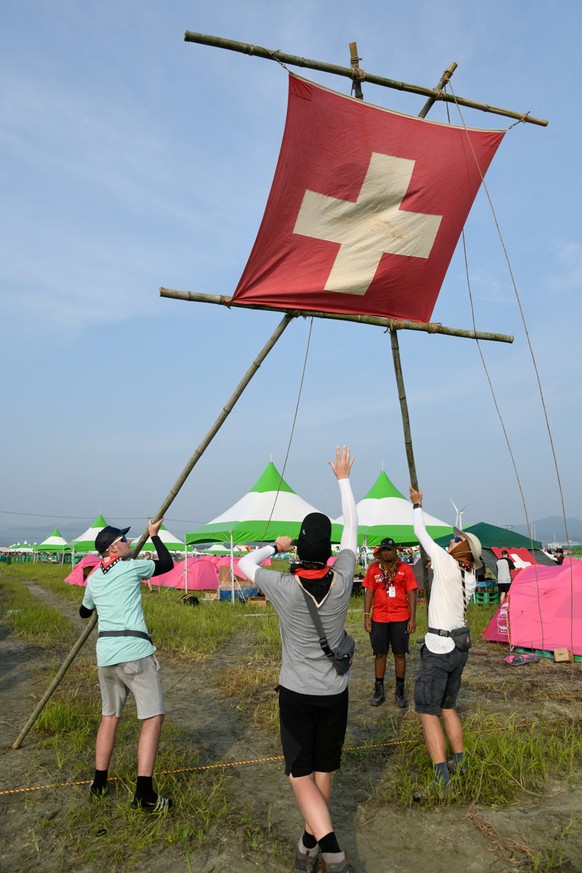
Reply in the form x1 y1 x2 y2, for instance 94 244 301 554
409 486 436 559
330 446 357 554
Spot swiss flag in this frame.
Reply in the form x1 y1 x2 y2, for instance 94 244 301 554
232 75 504 323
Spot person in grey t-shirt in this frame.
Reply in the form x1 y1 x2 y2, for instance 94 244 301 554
239 446 358 873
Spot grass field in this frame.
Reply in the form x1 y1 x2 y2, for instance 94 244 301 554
1 563 581 872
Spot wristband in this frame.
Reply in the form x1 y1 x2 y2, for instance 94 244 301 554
364 612 370 615
413 503 422 509
271 543 279 555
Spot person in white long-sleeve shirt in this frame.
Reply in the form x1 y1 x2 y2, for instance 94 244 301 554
239 446 358 873
409 486 482 796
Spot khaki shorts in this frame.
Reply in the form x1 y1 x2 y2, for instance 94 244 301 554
98 654 164 719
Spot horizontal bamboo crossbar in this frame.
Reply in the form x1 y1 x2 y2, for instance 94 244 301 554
160 287 514 343
184 31 548 128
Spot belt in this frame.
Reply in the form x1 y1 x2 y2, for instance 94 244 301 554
98 630 152 643
427 627 454 637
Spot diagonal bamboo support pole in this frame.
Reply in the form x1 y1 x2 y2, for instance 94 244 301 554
12 314 294 749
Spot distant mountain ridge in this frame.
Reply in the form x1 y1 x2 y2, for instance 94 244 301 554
510 516 582 546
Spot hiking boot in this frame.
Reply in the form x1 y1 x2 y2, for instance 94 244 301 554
321 856 357 872
295 845 321 872
370 682 385 706
130 794 172 813
394 687 407 708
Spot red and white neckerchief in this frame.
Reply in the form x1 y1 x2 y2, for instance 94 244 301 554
100 555 123 574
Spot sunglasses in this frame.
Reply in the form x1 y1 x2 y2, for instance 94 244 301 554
112 534 128 545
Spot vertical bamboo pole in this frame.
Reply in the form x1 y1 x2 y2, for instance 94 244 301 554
388 62 459 602
349 42 364 100
12 313 295 749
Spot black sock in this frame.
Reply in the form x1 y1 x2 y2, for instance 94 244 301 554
375 678 384 685
135 776 156 802
92 769 108 789
318 832 341 854
395 678 405 691
302 831 318 850
434 761 450 785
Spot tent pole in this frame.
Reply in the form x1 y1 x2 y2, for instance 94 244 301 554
12 313 294 749
230 532 235 604
185 541 188 594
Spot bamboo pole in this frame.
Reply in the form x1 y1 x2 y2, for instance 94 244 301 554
12 314 294 749
349 41 364 100
387 62 466 603
160 288 513 344
184 31 548 128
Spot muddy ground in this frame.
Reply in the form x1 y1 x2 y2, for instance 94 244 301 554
1 577 581 873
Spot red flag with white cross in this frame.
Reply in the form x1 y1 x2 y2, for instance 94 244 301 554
232 75 504 323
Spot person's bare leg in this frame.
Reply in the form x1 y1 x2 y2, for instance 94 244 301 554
419 712 447 763
374 652 387 679
289 773 333 840
442 707 463 754
137 714 164 776
95 715 120 770
394 653 406 679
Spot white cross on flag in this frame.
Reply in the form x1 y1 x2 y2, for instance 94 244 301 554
232 75 505 323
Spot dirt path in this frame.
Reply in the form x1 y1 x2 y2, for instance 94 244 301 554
1 580 581 872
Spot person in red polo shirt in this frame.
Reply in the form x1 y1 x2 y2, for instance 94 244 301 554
363 538 418 707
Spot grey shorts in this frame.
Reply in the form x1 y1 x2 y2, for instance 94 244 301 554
414 645 468 715
98 654 164 719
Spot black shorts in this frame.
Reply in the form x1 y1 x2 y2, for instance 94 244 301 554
414 645 468 715
370 620 409 656
498 582 511 593
278 686 348 777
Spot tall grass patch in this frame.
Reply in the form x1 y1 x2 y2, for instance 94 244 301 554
0 568 76 647
370 712 582 808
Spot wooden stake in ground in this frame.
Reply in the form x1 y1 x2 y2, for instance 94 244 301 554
11 314 294 750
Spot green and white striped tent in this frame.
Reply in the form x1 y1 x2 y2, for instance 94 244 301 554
186 461 341 546
35 528 69 552
335 471 453 546
139 524 186 553
67 514 109 554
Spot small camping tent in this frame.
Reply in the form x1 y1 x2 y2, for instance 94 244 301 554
64 555 100 586
482 558 582 658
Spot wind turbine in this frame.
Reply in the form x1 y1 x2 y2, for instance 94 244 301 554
451 499 468 530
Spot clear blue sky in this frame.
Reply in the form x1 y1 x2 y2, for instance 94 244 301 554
1 0 580 545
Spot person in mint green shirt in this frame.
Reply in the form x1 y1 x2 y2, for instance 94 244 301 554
80 518 172 812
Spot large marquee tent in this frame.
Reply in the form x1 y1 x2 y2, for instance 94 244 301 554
334 470 452 546
185 461 341 546
67 514 109 555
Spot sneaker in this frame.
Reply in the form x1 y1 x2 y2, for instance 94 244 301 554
130 794 172 813
89 783 108 799
322 857 357 872
394 689 407 708
370 684 385 706
295 845 321 872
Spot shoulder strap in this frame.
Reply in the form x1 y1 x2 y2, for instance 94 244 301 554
300 587 334 658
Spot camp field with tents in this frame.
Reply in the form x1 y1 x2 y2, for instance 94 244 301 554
1 462 578 661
